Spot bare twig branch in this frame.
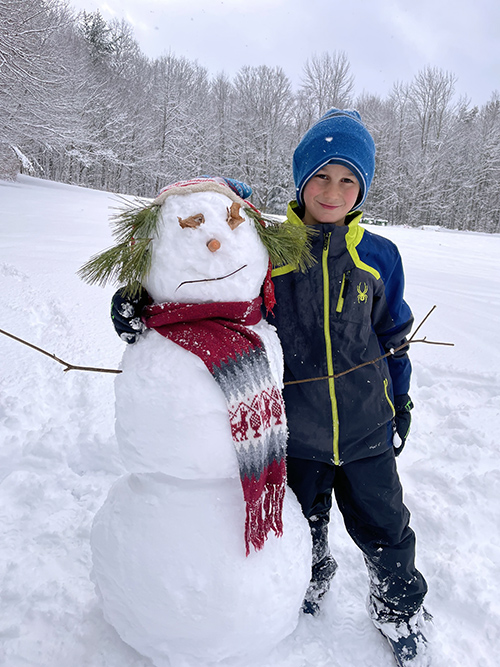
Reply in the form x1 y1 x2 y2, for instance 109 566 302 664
409 304 437 341
284 306 453 387
176 265 247 291
284 337 453 386
0 328 122 374
0 306 452 380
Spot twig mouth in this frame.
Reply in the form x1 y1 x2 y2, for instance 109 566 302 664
176 265 247 291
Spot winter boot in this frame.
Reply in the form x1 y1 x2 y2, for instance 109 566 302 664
302 516 338 616
373 607 432 666
302 552 338 615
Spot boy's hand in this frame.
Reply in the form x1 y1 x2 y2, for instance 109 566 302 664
393 394 414 456
111 287 150 344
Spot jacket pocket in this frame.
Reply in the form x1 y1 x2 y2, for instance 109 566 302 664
337 272 373 324
336 271 351 313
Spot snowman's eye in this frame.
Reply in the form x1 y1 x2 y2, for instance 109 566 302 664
227 202 244 230
178 213 205 229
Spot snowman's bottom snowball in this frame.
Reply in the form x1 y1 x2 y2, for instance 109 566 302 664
91 473 312 666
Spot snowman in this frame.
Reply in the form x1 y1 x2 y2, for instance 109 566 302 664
80 178 314 667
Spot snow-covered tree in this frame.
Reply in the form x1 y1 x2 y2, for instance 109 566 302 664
466 94 500 233
299 51 355 121
232 65 295 211
1 3 498 231
362 68 460 227
77 10 115 63
137 54 210 192
0 0 71 176
204 72 237 179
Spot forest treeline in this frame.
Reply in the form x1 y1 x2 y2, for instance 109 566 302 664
1 0 499 232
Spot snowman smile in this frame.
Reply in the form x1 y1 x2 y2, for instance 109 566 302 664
176 265 247 291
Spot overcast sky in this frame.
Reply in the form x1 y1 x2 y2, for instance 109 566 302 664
68 0 499 107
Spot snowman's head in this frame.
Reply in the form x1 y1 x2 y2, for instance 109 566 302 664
78 177 316 305
143 188 268 304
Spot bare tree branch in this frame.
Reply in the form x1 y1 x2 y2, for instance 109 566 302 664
284 306 453 386
0 328 121 374
0 306 452 379
284 337 453 386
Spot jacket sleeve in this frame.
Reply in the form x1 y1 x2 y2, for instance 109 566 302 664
370 241 413 396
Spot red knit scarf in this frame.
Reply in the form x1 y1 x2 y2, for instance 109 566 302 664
142 297 287 555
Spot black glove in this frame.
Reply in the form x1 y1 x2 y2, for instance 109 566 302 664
393 393 414 456
111 286 151 344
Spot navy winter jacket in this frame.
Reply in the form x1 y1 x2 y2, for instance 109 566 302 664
269 203 413 466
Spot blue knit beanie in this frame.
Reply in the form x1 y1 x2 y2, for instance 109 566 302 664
293 108 376 210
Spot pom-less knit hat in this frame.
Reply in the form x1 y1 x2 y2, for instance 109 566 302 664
293 108 376 210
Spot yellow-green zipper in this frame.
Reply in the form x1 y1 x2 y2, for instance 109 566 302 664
336 271 350 313
322 233 340 465
336 273 346 313
384 378 396 417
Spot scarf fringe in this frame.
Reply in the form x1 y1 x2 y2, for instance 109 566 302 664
243 459 286 556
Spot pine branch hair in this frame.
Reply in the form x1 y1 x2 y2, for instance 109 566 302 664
78 197 161 298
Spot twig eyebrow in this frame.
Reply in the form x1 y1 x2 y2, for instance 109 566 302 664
227 202 244 230
178 213 205 228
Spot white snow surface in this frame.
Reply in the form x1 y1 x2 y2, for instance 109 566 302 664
1 175 499 666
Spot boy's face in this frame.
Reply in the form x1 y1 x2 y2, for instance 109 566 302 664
302 164 360 226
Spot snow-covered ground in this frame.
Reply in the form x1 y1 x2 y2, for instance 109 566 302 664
1 175 499 667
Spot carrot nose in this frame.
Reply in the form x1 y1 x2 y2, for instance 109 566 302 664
207 238 221 252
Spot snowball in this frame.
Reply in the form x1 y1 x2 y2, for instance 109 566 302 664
91 473 312 667
114 315 285 479
115 330 239 478
143 191 269 305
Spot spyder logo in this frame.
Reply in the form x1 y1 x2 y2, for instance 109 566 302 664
357 282 368 303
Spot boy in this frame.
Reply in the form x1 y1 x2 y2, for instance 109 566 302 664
270 108 429 665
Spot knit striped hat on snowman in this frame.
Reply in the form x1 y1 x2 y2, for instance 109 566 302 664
293 108 376 211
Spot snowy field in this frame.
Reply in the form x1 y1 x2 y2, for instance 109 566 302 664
1 175 499 667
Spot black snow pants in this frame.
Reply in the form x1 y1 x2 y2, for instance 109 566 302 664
287 447 428 622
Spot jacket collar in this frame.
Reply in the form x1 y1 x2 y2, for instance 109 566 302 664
286 201 364 251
